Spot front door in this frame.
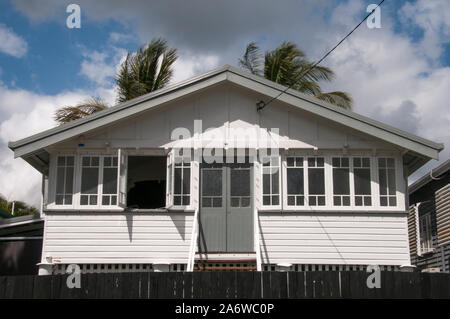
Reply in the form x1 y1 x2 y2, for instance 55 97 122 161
199 159 253 252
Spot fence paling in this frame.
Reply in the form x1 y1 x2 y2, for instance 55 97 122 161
0 271 449 299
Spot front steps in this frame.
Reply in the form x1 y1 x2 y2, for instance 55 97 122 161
194 253 257 271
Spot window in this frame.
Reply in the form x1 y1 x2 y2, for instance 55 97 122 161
378 158 396 206
173 159 191 206
55 156 75 205
262 156 280 206
332 157 350 206
102 156 118 206
127 156 166 209
353 157 372 206
286 157 304 206
80 156 100 206
307 157 325 206
419 212 433 253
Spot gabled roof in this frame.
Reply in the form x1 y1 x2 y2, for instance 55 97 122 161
8 65 444 173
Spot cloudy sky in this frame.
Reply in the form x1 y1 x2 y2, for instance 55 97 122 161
0 0 449 207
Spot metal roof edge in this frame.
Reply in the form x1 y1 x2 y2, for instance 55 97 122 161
408 158 450 194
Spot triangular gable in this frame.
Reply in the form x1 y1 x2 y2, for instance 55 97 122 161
8 65 443 169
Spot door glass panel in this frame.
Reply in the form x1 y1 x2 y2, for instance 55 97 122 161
202 169 223 207
230 168 251 208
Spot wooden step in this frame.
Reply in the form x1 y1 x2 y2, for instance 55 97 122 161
194 258 257 271
194 265 257 271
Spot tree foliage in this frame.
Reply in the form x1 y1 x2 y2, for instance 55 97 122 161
239 41 352 109
116 38 178 103
54 97 109 125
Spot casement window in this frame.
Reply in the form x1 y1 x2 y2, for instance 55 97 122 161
101 156 118 206
286 157 304 206
378 158 396 206
332 157 350 206
419 212 433 253
53 154 123 208
307 157 325 206
167 150 191 207
353 157 372 206
262 156 281 207
80 156 101 206
55 155 75 205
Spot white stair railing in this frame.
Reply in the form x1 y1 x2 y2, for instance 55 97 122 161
187 208 199 271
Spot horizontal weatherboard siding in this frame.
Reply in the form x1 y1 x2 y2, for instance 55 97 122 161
259 213 410 266
43 212 193 264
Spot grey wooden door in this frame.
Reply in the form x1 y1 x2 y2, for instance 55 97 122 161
199 161 253 253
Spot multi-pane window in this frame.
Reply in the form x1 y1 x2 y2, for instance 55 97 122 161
307 157 325 206
378 158 396 206
80 156 100 205
286 157 304 206
353 157 372 206
419 212 433 253
262 156 280 206
55 156 75 205
332 157 350 206
102 156 118 206
174 159 191 206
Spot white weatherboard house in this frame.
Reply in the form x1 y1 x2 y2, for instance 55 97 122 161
9 65 444 274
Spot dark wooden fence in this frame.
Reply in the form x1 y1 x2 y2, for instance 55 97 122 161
0 271 449 299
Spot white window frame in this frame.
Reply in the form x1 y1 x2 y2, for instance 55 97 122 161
51 154 76 209
260 153 282 211
48 151 123 211
283 155 306 209
331 156 352 208
280 151 404 212
166 148 195 211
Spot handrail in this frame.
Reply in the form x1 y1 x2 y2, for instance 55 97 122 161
254 207 262 271
187 208 199 271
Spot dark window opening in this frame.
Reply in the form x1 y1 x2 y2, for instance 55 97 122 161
127 156 166 209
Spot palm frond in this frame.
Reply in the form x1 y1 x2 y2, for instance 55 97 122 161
314 91 353 109
116 38 178 103
239 42 262 75
54 97 109 124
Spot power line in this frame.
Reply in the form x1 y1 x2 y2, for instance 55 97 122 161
257 0 385 111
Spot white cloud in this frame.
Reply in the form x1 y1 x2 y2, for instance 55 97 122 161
322 0 450 182
0 84 116 207
400 0 450 60
0 24 27 58
79 50 116 86
172 52 220 83
109 32 135 44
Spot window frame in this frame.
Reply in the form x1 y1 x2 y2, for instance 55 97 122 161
48 152 123 211
166 148 195 211
281 151 404 212
419 211 433 254
260 153 282 211
53 154 76 209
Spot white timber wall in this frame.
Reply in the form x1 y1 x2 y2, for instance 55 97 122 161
52 83 396 152
258 213 410 266
42 212 194 264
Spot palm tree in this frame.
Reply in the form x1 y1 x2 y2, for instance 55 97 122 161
116 38 178 103
54 38 178 124
239 41 352 109
54 97 109 124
